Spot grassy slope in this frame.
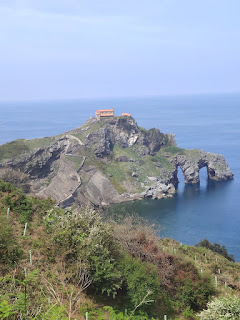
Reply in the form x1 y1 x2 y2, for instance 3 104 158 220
0 135 62 161
1 180 240 319
160 238 240 292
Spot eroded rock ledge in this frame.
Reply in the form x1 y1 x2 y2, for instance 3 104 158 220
0 116 233 208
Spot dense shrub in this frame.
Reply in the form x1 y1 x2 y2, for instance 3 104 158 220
0 180 235 319
80 305 157 319
119 254 161 310
88 243 122 298
198 295 240 319
45 206 122 298
196 239 235 262
0 180 33 223
0 270 68 320
45 208 163 311
104 306 157 319
0 179 53 223
4 191 33 223
174 262 215 311
0 214 22 269
113 216 176 292
0 180 14 193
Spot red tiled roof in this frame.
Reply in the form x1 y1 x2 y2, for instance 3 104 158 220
99 113 114 117
96 109 114 113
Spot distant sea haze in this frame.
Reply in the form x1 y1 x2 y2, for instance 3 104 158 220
1 93 240 260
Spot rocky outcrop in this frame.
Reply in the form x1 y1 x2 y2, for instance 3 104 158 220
206 153 234 181
174 151 233 184
7 137 68 179
85 117 175 158
86 169 121 206
141 128 176 155
144 182 175 199
86 128 112 158
0 116 233 208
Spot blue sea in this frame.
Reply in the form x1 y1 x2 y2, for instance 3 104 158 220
1 93 240 260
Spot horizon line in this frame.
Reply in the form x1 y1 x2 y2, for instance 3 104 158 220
0 91 240 103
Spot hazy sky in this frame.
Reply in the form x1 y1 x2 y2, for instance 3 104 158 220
0 0 240 100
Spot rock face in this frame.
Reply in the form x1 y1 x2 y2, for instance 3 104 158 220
0 116 234 208
86 169 121 206
145 182 175 199
85 117 175 158
8 137 68 179
174 152 233 184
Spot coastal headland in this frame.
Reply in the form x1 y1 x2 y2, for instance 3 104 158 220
0 115 233 208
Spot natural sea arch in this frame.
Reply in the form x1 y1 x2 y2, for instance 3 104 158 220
174 154 220 185
176 164 208 186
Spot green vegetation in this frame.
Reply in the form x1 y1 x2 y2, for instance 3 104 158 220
119 255 161 309
66 155 85 169
161 146 185 155
151 153 174 171
198 295 240 319
196 239 235 262
0 140 30 161
183 149 203 162
0 136 61 161
0 180 54 223
0 214 22 269
24 136 60 150
1 180 240 319
91 145 176 192
72 120 102 140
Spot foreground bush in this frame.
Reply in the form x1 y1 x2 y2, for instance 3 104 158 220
1 180 238 319
174 269 215 311
0 270 71 320
45 206 123 298
0 214 22 271
198 295 240 319
0 179 53 223
119 254 161 310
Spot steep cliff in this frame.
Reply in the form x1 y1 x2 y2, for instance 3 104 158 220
0 116 233 207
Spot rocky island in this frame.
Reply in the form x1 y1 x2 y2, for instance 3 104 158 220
0 115 233 208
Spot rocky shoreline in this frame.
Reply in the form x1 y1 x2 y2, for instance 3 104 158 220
0 116 233 208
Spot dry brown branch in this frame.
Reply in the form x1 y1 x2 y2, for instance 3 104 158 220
43 261 92 319
112 215 176 292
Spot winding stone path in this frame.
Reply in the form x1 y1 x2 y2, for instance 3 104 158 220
66 134 84 146
56 136 86 207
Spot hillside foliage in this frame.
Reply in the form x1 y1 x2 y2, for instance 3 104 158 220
0 179 240 319
198 295 240 319
196 239 235 262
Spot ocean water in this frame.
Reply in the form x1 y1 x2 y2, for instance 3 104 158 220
1 93 240 260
